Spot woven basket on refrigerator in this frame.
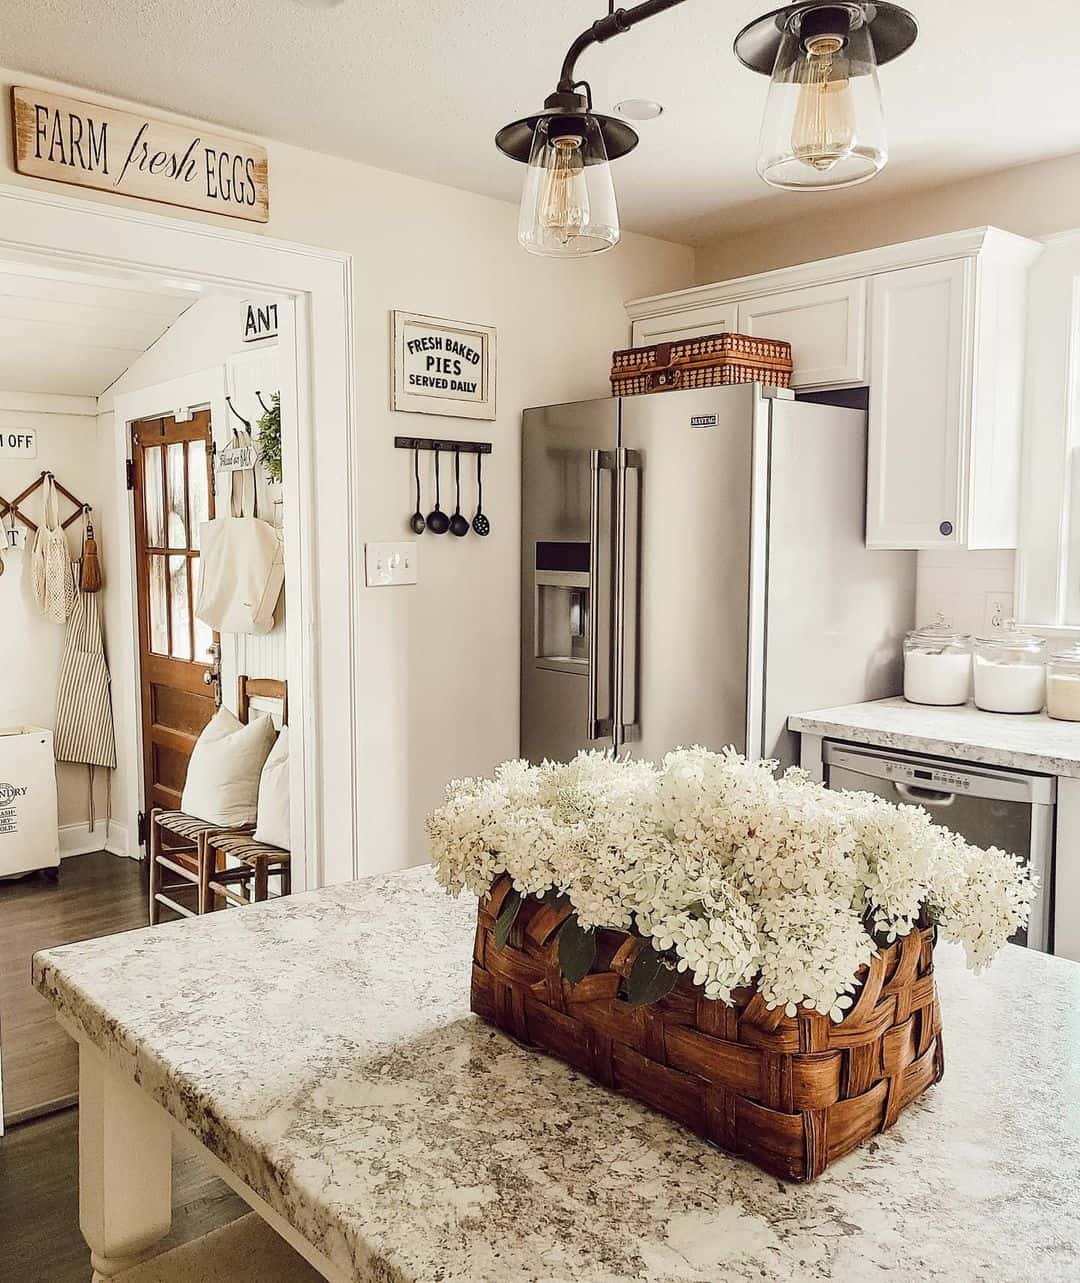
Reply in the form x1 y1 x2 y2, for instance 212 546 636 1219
471 875 943 1182
611 331 794 396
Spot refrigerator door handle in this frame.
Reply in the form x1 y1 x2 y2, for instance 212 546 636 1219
588 449 616 743
616 447 642 745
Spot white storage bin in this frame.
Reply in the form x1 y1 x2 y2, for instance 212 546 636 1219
0 726 59 877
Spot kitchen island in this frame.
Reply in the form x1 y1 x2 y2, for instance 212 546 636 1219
35 865 1080 1283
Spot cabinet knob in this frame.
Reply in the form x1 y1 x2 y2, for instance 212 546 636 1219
939 520 954 536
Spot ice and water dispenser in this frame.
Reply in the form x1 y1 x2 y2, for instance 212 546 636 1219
533 541 589 673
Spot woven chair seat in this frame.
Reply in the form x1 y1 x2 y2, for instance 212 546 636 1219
206 830 290 868
155 811 253 843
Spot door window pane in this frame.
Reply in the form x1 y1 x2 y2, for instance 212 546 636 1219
149 555 168 654
166 442 188 549
144 446 164 547
170 556 192 660
188 440 209 549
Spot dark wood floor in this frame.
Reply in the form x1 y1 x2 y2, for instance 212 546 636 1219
0 850 194 1124
0 1107 248 1283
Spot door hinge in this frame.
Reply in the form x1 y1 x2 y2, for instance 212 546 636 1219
137 810 148 846
126 459 135 491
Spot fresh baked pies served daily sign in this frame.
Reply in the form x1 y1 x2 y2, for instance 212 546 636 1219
12 87 269 222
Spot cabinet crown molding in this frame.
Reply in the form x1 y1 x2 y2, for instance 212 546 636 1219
626 226 1043 322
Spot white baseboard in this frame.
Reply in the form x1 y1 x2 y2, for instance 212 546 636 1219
59 819 131 860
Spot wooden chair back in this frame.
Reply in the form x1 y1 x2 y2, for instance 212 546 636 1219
237 675 288 727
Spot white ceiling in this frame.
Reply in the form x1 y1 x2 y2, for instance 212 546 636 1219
4 1 1080 246
0 261 194 396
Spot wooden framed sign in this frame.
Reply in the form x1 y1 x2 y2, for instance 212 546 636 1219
391 311 496 421
12 87 269 223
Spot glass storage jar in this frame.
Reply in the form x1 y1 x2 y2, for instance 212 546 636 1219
972 623 1047 714
902 615 972 706
1046 642 1080 721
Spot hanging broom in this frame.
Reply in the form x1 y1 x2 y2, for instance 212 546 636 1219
80 508 103 593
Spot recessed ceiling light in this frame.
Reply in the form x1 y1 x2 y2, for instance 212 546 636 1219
614 99 664 121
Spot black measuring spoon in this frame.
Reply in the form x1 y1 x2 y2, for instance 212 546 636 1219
409 448 426 534
426 446 450 534
449 450 469 537
472 451 490 536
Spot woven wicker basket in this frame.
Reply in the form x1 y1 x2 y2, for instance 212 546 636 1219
471 876 944 1182
610 331 794 397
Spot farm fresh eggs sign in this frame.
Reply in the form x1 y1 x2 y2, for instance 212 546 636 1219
391 312 496 421
12 88 269 223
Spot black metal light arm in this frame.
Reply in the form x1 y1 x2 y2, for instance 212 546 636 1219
557 0 693 91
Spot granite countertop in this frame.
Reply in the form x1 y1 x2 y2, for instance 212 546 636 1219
35 866 1080 1283
790 696 1080 777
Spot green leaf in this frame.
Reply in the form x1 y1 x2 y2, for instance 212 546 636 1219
625 943 679 1007
494 889 523 950
557 914 597 984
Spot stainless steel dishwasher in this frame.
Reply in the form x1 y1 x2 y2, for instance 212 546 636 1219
822 741 1055 952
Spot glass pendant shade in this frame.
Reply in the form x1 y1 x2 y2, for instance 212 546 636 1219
756 7 887 190
518 114 620 256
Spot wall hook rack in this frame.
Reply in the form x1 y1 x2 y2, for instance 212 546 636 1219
225 395 252 431
0 470 90 534
394 436 492 456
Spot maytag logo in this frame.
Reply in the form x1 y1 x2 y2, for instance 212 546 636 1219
0 782 28 806
690 414 718 428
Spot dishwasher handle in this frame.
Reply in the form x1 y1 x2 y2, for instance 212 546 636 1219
894 782 957 807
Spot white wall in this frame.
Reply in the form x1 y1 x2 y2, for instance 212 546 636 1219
0 66 696 878
0 393 116 853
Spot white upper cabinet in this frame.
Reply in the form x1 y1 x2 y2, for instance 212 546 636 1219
625 228 1043 549
736 279 867 388
867 260 969 548
630 300 738 348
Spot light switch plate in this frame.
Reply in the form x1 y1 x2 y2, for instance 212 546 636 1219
365 541 418 587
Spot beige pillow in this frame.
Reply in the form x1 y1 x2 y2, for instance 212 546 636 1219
181 707 277 827
254 726 290 849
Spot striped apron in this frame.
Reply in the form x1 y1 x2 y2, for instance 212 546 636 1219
55 562 116 824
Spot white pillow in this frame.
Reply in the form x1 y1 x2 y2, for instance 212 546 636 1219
181 707 277 827
254 726 290 849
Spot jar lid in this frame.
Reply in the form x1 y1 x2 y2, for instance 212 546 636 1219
907 613 969 645
975 620 1047 651
907 612 969 643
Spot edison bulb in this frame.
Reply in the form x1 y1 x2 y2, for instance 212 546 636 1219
539 135 590 245
791 34 855 172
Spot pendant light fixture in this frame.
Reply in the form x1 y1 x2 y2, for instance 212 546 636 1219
735 3 917 190
496 2 917 255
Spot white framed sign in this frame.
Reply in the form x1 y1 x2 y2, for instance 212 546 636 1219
0 427 36 459
391 311 496 421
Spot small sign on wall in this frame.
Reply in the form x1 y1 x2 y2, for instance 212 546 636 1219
243 300 279 343
391 311 496 421
217 442 258 472
0 427 37 459
12 87 269 223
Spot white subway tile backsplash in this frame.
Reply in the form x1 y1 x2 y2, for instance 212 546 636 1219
915 550 1016 637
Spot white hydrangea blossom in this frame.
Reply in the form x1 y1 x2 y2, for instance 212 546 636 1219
426 748 1035 1021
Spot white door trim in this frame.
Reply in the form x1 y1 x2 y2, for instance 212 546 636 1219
0 181 357 890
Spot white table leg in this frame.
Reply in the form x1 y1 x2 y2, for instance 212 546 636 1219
79 1044 172 1280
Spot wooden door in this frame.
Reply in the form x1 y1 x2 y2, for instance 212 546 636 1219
131 412 219 833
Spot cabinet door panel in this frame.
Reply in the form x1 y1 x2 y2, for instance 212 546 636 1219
630 302 738 348
736 279 866 388
867 260 971 549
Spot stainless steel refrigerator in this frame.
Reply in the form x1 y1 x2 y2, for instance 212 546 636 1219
521 384 915 767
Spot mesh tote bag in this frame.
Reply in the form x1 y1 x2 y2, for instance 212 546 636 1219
31 473 75 624
194 433 284 635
